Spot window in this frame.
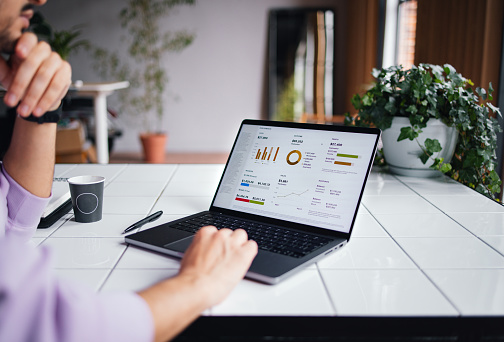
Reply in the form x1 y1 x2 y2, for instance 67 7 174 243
396 0 417 69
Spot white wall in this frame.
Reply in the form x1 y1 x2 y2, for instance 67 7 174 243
40 0 342 153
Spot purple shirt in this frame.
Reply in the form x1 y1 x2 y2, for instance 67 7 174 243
0 165 154 342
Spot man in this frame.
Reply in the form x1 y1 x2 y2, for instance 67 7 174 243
0 1 258 341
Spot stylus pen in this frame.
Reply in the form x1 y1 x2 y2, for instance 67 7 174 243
123 210 163 234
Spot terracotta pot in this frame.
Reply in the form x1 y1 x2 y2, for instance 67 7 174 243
139 133 167 163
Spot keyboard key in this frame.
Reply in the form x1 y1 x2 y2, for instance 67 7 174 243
169 213 332 258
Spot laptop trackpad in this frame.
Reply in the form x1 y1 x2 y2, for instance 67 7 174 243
164 236 194 253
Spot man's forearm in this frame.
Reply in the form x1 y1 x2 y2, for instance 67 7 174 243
0 33 70 199
3 117 56 198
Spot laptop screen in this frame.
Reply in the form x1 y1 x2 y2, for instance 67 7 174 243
212 122 378 234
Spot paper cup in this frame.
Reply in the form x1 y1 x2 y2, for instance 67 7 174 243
68 176 105 223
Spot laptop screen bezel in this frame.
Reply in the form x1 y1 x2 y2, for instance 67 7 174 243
209 119 381 240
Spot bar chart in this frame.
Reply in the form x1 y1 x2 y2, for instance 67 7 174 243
334 153 360 166
255 147 280 161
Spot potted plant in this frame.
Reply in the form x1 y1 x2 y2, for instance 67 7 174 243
92 0 195 163
345 63 502 201
29 12 90 61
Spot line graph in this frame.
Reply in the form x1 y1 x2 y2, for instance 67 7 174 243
276 189 309 198
273 187 311 209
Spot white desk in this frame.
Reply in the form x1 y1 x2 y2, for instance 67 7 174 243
70 82 130 164
34 164 504 340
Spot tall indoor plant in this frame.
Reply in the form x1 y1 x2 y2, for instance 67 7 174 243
93 0 195 163
345 64 502 200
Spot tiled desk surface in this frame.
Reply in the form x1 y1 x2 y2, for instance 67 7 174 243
33 164 504 317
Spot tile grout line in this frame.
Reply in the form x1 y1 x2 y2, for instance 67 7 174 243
145 164 180 215
45 163 128 239
316 265 338 315
37 215 73 241
55 164 129 293
394 175 504 259
155 165 180 198
98 164 181 292
97 245 128 292
361 177 463 315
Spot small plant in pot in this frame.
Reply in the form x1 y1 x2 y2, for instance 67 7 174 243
29 12 90 61
345 63 502 200
93 0 195 163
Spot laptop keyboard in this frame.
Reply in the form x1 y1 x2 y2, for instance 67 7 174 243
169 213 333 258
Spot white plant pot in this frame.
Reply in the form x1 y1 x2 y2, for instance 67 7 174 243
382 117 458 177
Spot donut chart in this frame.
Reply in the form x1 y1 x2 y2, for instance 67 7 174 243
286 150 302 165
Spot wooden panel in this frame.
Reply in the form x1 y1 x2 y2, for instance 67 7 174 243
415 0 502 104
344 0 379 115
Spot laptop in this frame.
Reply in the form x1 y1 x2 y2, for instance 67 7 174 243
125 119 380 284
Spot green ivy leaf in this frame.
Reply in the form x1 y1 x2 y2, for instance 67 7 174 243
424 138 442 153
440 163 452 173
398 126 418 141
488 102 500 116
430 157 442 169
490 170 501 182
362 94 373 106
384 97 397 114
476 87 487 100
351 94 362 110
406 105 418 115
345 63 502 201
490 183 501 194
372 68 381 78
419 151 430 164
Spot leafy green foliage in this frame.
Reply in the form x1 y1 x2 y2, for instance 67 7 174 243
29 12 90 61
345 64 502 201
93 0 195 133
398 127 418 141
274 75 298 121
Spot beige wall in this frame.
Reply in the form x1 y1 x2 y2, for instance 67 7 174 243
41 0 345 154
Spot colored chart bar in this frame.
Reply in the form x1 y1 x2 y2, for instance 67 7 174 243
337 153 359 159
240 183 269 190
235 197 265 205
255 147 280 161
334 161 353 166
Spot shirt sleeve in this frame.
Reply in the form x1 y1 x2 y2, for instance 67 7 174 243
0 238 155 342
0 163 50 241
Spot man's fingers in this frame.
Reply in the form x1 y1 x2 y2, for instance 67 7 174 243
242 239 258 257
17 52 65 117
197 225 218 238
47 85 70 112
3 34 71 117
197 227 254 246
229 228 249 245
8 41 52 114
31 59 71 116
13 32 38 60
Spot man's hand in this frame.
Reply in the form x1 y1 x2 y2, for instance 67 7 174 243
0 32 71 117
1 32 72 198
179 226 258 307
138 227 258 342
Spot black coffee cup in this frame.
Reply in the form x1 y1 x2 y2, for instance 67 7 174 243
68 176 105 223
